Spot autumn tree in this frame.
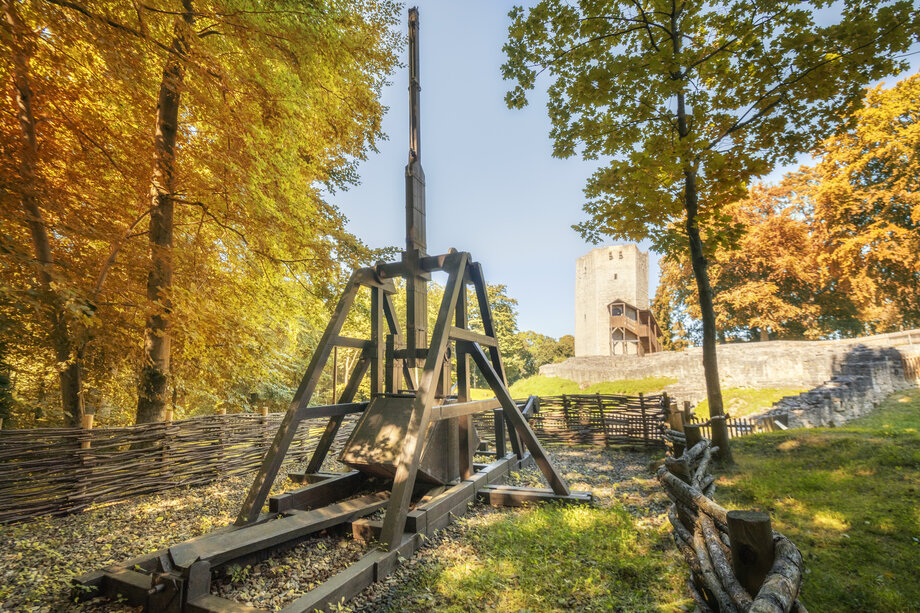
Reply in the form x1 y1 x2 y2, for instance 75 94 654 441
812 73 920 330
503 0 919 461
659 75 920 341
0 0 400 427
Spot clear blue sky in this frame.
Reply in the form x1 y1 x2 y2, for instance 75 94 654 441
331 2 917 340
332 1 637 340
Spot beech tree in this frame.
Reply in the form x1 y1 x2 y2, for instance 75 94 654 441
503 0 919 461
658 74 920 341
812 73 920 329
0 0 399 426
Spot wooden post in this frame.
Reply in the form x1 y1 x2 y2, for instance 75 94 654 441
80 414 94 449
493 408 506 457
668 411 685 456
260 405 270 450
217 407 227 479
595 393 608 446
561 394 571 440
456 277 474 480
77 413 95 509
332 346 338 404
727 510 775 597
683 400 693 421
684 423 703 450
639 393 649 448
164 409 173 423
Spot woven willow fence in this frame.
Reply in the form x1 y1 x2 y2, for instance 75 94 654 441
527 393 668 447
0 412 360 524
0 393 672 524
659 419 807 613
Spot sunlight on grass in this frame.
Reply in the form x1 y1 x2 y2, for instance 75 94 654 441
393 504 690 612
695 387 805 419
718 387 920 612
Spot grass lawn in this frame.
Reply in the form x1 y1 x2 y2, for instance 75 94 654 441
470 375 678 400
718 387 920 612
694 386 805 419
390 504 686 612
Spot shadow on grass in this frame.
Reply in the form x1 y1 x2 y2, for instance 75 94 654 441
392 503 689 612
718 391 920 612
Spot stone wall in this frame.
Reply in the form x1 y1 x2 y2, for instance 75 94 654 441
760 345 914 428
541 329 920 428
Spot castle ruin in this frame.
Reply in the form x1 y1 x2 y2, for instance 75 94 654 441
574 244 662 357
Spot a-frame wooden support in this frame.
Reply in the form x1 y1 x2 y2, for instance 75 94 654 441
236 250 571 544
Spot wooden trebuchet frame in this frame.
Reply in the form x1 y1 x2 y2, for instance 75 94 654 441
660 411 808 613
72 251 587 613
73 10 585 610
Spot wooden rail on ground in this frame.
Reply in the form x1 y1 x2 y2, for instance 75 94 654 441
659 412 808 613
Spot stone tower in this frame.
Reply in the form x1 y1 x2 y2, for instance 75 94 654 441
574 245 651 357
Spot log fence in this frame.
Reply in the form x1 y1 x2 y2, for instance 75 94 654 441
659 412 808 612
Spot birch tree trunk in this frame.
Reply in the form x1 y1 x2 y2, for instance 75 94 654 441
136 2 194 424
3 0 84 427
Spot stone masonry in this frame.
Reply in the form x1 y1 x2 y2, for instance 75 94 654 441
761 345 915 428
542 329 920 428
574 244 649 357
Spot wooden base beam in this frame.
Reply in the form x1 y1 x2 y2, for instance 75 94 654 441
477 485 593 507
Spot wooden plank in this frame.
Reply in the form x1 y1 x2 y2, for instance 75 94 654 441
268 471 364 514
331 336 372 350
430 398 501 421
455 283 475 481
468 263 523 457
235 271 365 525
374 533 419 580
370 287 385 396
448 326 498 347
467 343 570 496
101 569 153 607
477 485 593 507
187 594 265 613
378 252 469 551
171 492 389 568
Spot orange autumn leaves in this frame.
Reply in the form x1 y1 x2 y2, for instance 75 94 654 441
659 73 920 341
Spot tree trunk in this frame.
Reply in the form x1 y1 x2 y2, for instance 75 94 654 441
683 176 733 463
671 11 732 462
136 3 193 424
3 0 84 427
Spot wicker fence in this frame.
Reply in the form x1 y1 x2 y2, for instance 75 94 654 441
528 393 668 447
1 392 782 525
0 413 359 524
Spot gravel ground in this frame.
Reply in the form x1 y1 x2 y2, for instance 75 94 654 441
0 446 667 613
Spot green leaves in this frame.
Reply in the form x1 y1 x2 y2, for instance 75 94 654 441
503 0 919 253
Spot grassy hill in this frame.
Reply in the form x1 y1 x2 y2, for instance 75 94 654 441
718 387 920 611
469 375 678 400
